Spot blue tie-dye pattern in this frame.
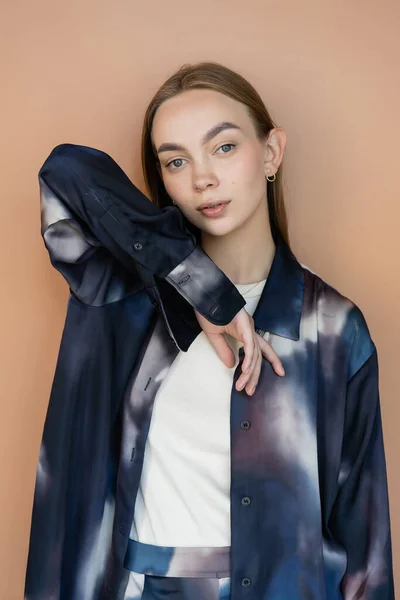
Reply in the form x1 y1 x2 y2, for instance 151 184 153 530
124 540 174 576
24 144 394 600
219 579 231 600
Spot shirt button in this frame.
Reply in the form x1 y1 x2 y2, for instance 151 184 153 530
240 420 251 430
133 242 143 251
119 525 124 534
178 274 191 285
241 577 251 587
241 496 251 506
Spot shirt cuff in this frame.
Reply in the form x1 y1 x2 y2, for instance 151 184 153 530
166 246 246 326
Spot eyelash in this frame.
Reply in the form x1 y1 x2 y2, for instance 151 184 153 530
165 143 236 170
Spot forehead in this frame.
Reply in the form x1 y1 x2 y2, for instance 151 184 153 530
151 89 253 145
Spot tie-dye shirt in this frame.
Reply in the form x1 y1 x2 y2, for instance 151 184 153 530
130 280 266 548
25 144 394 600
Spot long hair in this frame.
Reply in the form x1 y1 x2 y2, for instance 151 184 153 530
141 61 289 246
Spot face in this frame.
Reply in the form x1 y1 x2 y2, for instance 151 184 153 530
151 88 277 238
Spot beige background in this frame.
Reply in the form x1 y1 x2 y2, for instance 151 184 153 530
1 0 398 597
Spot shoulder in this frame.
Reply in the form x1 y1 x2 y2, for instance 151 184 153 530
300 263 376 379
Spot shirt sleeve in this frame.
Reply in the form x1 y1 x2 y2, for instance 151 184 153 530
39 143 245 335
330 347 395 599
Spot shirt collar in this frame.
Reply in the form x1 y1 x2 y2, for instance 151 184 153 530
252 234 305 341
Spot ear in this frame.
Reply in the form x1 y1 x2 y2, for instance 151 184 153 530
262 127 287 178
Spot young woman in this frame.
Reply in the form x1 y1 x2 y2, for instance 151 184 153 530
25 62 394 600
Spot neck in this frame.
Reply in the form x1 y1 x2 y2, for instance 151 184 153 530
201 198 275 285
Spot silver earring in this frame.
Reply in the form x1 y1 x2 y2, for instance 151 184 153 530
266 171 276 182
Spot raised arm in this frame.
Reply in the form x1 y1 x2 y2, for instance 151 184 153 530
39 143 245 328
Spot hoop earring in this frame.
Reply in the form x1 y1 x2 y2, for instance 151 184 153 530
266 172 276 182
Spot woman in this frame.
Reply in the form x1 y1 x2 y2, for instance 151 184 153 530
25 62 394 600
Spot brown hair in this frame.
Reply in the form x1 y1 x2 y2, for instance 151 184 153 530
141 61 289 246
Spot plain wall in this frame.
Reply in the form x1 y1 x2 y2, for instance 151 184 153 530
1 1 398 597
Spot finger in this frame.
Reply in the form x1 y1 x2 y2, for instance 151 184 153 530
240 320 255 374
206 332 236 369
236 334 259 391
245 345 262 396
257 334 285 376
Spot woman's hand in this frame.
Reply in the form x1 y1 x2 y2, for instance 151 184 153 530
194 307 285 396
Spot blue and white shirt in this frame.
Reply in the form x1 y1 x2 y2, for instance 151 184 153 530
24 143 394 600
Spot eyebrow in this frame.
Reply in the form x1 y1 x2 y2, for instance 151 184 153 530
156 121 241 154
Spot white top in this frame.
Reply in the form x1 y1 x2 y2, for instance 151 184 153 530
130 278 267 547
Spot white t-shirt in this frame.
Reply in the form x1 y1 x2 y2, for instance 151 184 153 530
130 278 267 547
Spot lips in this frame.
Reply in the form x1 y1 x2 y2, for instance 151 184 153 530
197 200 231 218
197 199 230 211
197 200 230 210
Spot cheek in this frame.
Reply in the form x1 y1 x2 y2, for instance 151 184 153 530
163 173 191 206
224 156 265 220
233 147 265 188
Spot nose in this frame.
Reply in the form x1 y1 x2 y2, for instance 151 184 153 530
192 162 219 192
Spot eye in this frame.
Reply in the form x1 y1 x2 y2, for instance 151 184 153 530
216 143 236 154
165 158 187 170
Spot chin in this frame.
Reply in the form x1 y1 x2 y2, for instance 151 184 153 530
195 216 242 238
